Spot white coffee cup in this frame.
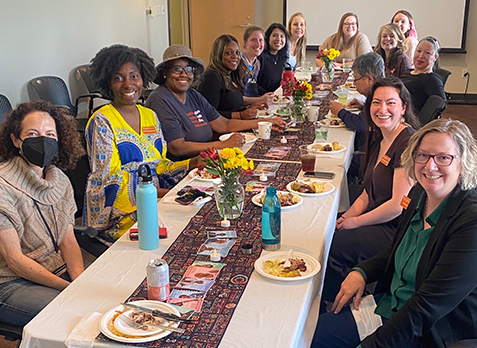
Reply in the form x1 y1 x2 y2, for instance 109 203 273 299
258 121 272 139
307 106 319 122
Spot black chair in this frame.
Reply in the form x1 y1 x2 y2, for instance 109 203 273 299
0 94 13 123
435 68 452 87
27 76 102 129
73 225 107 258
419 95 447 125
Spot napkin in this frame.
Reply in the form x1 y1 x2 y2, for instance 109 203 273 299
64 312 102 348
351 295 382 340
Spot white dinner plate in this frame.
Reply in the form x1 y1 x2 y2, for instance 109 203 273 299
307 143 347 154
189 168 219 181
251 191 303 211
257 110 274 118
345 107 360 113
320 118 346 128
114 309 169 337
286 180 335 197
219 132 257 144
254 251 321 282
273 109 290 117
100 300 181 343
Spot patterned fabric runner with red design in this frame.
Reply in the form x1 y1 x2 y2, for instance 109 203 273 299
96 162 301 347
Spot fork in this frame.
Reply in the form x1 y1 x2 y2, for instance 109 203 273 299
119 314 185 333
283 249 294 268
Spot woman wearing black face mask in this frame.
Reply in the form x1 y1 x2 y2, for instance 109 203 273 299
0 101 85 327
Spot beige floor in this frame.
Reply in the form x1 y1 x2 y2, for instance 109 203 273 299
1 104 476 347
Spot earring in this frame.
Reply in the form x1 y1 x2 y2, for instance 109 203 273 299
164 75 167 79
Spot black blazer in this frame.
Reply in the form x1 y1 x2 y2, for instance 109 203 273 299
359 184 477 348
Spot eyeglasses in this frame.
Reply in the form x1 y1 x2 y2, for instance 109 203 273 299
344 22 357 27
354 75 364 83
413 152 459 166
171 65 195 75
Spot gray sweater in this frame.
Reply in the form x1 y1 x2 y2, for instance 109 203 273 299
0 156 76 284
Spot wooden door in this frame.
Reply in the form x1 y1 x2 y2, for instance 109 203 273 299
189 0 255 64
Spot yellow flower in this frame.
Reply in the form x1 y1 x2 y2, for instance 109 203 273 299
221 148 236 159
249 159 254 170
241 157 250 170
224 156 241 170
234 148 243 156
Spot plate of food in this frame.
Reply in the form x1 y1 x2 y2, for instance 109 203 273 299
219 132 257 144
272 95 291 106
286 180 335 196
257 110 274 118
251 190 303 211
307 142 346 154
254 251 321 282
320 118 346 128
189 168 220 181
100 300 181 343
273 108 290 117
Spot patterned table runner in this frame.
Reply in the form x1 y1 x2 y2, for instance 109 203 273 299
96 162 302 347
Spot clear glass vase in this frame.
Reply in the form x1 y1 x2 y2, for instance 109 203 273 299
213 176 245 219
321 64 335 83
290 98 306 123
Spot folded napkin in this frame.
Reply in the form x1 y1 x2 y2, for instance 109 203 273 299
64 312 102 348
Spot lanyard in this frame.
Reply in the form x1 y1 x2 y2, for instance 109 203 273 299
33 199 59 253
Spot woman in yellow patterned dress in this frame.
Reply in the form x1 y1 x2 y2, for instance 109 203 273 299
84 44 199 245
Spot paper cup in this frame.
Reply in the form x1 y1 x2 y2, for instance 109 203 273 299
307 106 319 122
258 121 272 139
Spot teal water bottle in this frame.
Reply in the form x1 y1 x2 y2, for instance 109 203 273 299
262 186 281 250
136 164 159 250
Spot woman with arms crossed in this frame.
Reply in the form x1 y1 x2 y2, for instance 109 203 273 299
313 118 477 348
0 101 84 326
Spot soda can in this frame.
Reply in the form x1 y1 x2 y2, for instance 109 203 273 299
147 258 170 301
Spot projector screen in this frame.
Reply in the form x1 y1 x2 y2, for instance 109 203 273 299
284 0 470 53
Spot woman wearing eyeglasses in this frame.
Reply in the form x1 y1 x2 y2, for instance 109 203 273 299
146 44 286 162
313 118 477 348
316 12 372 68
84 45 199 246
197 34 273 120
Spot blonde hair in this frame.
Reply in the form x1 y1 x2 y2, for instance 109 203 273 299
401 118 477 190
287 12 307 65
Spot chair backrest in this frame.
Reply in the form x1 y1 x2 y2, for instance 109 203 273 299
75 64 101 94
419 95 447 126
0 94 13 123
435 68 452 87
27 76 76 115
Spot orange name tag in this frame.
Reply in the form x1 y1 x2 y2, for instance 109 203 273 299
380 155 391 166
142 126 156 134
400 196 411 209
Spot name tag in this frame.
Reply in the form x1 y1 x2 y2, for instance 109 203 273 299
400 196 411 209
380 155 390 166
142 126 156 134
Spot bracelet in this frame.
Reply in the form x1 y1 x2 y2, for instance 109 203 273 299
239 111 243 119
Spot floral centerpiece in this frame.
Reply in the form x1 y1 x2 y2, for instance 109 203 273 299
200 147 254 219
281 78 313 122
316 48 340 82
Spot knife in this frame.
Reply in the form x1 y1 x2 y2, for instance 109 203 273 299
121 302 195 323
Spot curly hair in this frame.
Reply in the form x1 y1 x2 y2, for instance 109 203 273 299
0 101 85 170
401 118 477 190
90 44 156 100
206 34 247 92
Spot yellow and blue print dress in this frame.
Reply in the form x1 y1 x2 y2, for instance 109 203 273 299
83 104 189 244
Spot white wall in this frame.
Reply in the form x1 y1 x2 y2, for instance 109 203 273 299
0 0 169 107
255 0 477 94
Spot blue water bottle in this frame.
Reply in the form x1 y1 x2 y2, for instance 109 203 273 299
136 164 159 250
262 186 281 250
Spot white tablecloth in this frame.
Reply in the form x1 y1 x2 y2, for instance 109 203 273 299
20 165 345 348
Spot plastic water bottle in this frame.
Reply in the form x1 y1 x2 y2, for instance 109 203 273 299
136 164 159 250
262 186 281 250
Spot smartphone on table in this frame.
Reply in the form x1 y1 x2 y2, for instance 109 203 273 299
304 171 335 179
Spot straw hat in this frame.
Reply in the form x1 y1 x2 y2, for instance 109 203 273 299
154 45 205 84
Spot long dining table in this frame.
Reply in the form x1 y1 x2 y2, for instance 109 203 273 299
20 82 357 348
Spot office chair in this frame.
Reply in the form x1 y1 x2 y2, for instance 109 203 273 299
27 76 101 129
419 95 447 125
435 68 452 87
0 94 13 123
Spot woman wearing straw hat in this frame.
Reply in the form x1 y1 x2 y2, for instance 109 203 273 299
146 44 286 162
